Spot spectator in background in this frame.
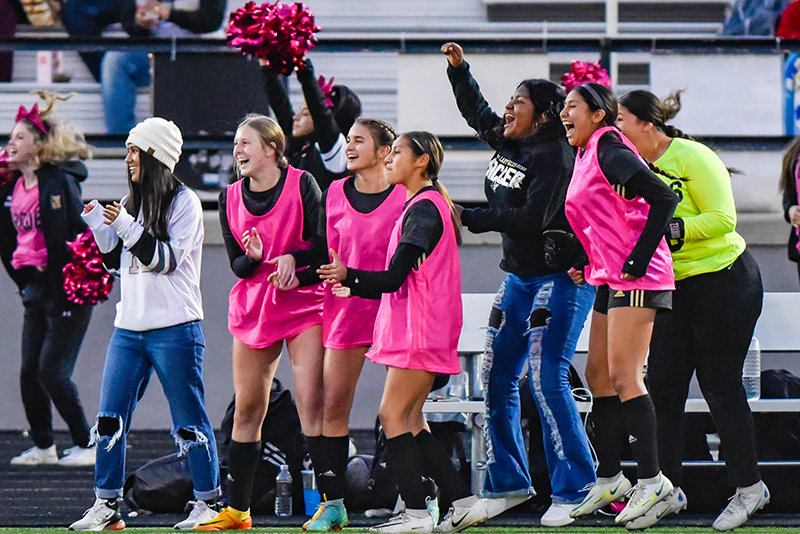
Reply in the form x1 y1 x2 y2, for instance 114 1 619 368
62 0 126 82
101 0 225 133
720 0 791 35
777 0 800 38
780 135 800 284
0 0 25 82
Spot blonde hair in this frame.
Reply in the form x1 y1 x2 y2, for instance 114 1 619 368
23 92 91 164
236 114 287 173
402 131 463 246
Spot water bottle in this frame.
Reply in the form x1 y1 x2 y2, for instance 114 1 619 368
275 464 293 516
742 336 761 400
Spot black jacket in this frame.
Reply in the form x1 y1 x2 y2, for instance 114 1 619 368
0 161 89 311
261 60 348 192
447 61 577 277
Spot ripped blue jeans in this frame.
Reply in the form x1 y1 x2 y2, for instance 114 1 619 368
93 321 220 500
482 273 595 504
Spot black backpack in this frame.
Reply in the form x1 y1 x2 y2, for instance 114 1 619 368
123 379 306 515
219 379 307 514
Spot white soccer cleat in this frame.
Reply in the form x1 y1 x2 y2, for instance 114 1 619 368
712 481 770 531
625 487 687 530
615 473 673 524
434 495 488 533
571 471 632 518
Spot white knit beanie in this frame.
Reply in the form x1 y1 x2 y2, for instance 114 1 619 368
126 117 183 172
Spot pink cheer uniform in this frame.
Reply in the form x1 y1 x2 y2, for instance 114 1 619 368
324 178 406 349
10 178 48 270
226 166 323 348
367 189 462 374
565 126 674 291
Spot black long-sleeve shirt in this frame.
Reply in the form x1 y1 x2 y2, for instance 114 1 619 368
218 169 324 286
596 131 680 278
261 60 348 192
341 187 443 300
447 61 577 277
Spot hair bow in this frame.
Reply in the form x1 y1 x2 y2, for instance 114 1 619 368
16 103 48 134
318 75 335 107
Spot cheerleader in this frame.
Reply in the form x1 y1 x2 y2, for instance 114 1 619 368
559 83 680 525
70 117 220 531
1 98 95 468
271 117 406 532
319 131 465 534
617 90 768 530
196 114 325 530
261 58 361 192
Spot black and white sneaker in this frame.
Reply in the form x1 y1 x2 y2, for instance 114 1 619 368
435 495 488 533
69 498 126 531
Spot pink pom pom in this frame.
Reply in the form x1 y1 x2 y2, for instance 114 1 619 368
562 61 612 93
226 1 321 75
63 229 114 306
0 149 20 189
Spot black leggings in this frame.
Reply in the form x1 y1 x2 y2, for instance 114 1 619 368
648 250 762 488
20 299 93 449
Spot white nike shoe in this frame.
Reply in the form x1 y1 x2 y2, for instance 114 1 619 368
571 471 632 518
625 487 687 530
482 494 532 519
712 481 770 531
541 502 575 527
435 495 488 533
615 473 673 524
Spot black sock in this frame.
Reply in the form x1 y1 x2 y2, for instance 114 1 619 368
320 435 350 501
305 435 326 497
621 394 659 479
590 396 625 478
386 432 426 510
226 440 261 512
415 429 471 505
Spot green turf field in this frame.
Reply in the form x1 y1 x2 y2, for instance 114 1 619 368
1 528 799 533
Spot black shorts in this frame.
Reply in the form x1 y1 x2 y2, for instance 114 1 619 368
593 284 672 315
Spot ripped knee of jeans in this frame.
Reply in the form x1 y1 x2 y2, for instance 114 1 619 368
173 426 211 458
91 413 124 452
527 307 552 331
488 306 504 330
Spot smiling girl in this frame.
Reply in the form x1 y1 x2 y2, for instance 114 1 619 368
559 83 679 526
440 42 597 529
1 99 95 468
73 117 220 531
319 131 464 534
197 114 325 530
270 117 406 532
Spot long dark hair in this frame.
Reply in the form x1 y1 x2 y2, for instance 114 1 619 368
781 135 800 195
618 90 692 140
355 117 396 149
485 78 567 148
124 150 182 242
402 131 462 246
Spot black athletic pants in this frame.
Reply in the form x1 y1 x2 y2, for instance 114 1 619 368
648 250 762 488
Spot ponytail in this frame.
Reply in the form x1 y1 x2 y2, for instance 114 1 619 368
432 179 463 246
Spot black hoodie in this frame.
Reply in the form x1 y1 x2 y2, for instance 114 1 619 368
0 161 89 311
448 61 576 277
